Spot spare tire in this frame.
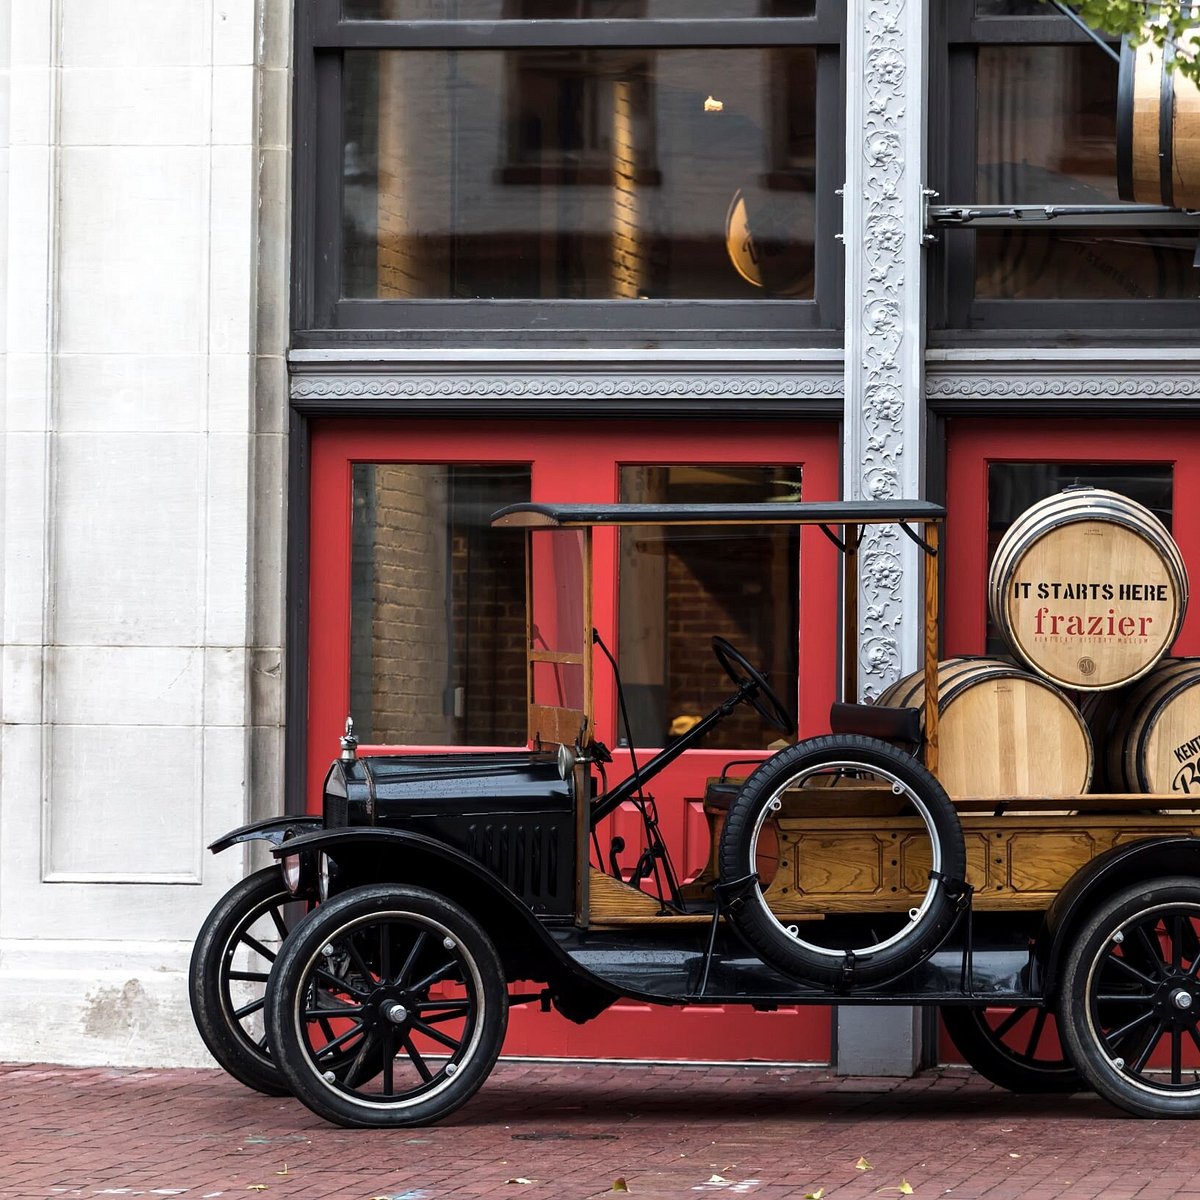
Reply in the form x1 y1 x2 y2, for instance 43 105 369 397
718 734 967 988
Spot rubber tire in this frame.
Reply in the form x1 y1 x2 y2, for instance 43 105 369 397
189 867 300 1096
1057 876 1200 1118
718 734 966 988
266 883 507 1128
942 1005 1086 1094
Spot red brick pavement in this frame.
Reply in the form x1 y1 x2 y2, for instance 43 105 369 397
1 1060 1198 1200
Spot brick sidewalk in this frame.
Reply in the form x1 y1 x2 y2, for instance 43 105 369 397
2 1060 1198 1200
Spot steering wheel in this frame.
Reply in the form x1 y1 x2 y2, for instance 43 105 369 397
712 636 795 736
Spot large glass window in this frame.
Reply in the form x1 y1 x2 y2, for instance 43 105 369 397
934 3 1200 335
617 465 800 749
342 48 818 302
295 0 844 342
349 463 530 744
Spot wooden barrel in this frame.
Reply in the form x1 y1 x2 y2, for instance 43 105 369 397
1084 657 1200 795
877 657 1093 797
1117 27 1200 208
988 488 1187 692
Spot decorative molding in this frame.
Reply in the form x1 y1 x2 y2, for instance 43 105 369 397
844 0 925 701
291 371 844 401
927 372 1200 402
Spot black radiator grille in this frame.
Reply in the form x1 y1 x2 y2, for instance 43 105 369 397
324 795 349 828
465 822 564 904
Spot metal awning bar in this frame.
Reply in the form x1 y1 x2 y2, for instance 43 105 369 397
928 203 1200 229
493 500 946 529
1044 1 1120 63
898 521 939 557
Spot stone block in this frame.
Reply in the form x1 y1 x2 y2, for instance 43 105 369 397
207 353 253 435
59 0 212 68
1 644 43 725
50 645 203 726
45 724 203 883
211 64 254 146
57 146 208 355
52 432 205 645
56 354 208 434
204 645 248 727
208 144 255 355
1 430 48 645
60 67 210 146
203 432 251 645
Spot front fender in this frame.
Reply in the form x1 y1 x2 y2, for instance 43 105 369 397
208 815 323 855
1039 835 1200 997
271 827 609 1000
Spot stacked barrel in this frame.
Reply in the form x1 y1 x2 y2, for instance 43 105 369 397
1117 21 1200 210
878 488 1193 798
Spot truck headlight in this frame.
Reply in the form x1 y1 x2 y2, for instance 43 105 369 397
557 743 576 780
317 852 338 901
281 853 302 894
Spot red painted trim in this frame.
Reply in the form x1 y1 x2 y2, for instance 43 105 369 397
504 1000 832 1063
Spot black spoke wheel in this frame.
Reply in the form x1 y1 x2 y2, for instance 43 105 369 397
189 867 306 1096
942 1005 1085 1094
1058 876 1200 1118
265 883 507 1128
718 735 966 987
712 636 795 736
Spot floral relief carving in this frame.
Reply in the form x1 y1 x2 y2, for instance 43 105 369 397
852 0 912 700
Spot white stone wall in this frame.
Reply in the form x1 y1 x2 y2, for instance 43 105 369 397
0 0 290 1065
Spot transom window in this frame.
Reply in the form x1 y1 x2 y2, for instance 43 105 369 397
933 0 1200 337
294 0 845 345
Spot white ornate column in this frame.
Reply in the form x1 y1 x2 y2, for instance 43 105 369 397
843 0 929 701
837 0 931 1075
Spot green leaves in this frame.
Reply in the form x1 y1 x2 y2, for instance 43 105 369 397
1053 2 1200 85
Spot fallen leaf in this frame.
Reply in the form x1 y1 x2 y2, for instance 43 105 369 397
856 1157 874 1172
707 1175 732 1185
804 1189 825 1199
1008 1153 1020 1159
612 1180 629 1193
505 1179 537 1186
899 1183 914 1196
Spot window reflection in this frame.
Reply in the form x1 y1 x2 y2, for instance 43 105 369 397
977 46 1116 206
974 0 1053 14
976 230 1199 300
973 45 1198 300
344 0 816 18
350 464 530 745
617 465 800 750
341 47 817 300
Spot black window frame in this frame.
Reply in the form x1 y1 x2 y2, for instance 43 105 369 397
929 3 1200 343
293 0 847 348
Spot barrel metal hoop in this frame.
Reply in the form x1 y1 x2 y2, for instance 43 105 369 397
1161 37 1177 209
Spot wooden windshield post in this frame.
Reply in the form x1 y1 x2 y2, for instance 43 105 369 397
843 524 859 702
923 521 940 776
578 528 593 925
